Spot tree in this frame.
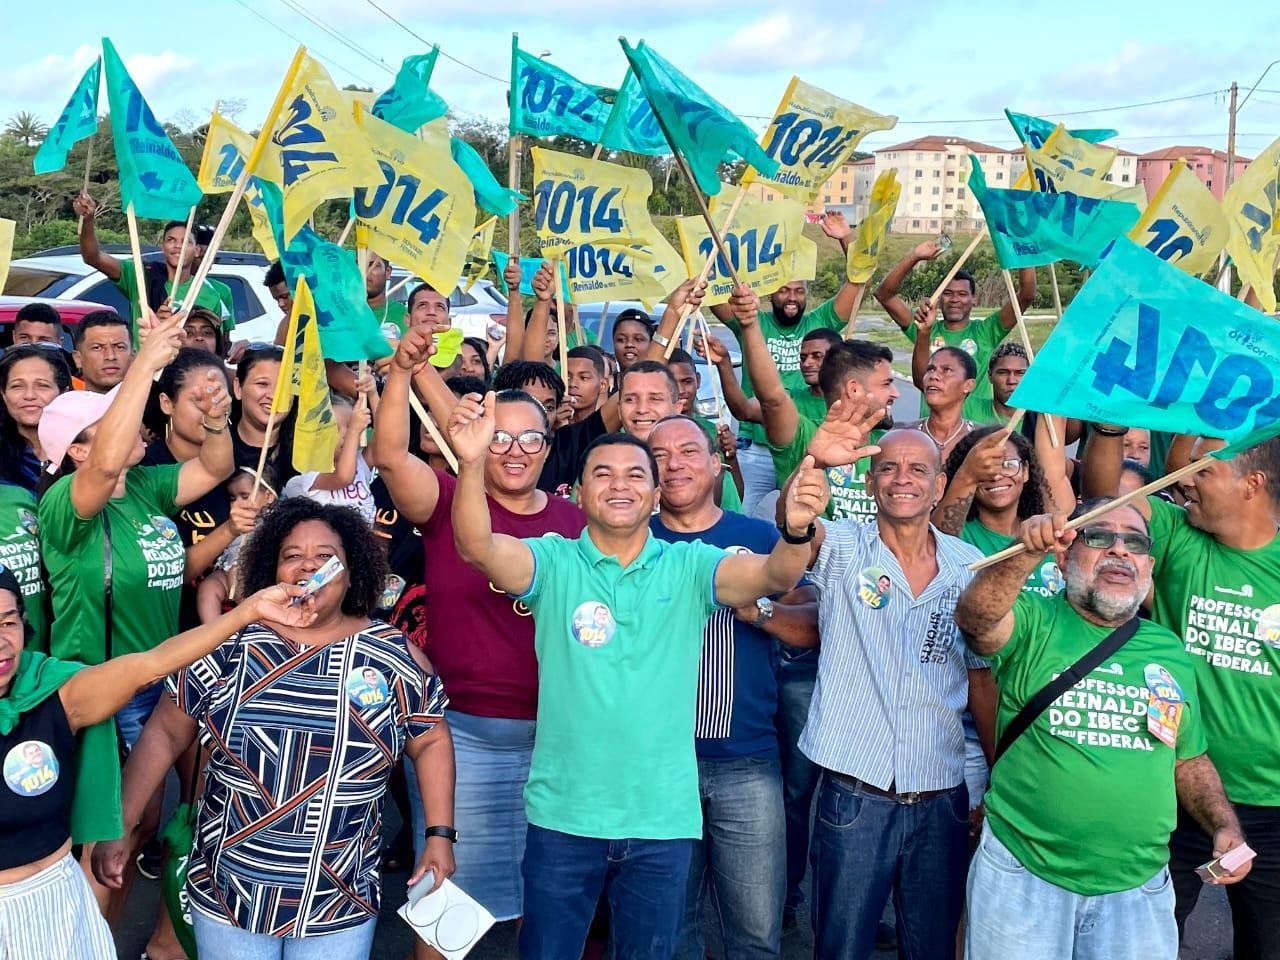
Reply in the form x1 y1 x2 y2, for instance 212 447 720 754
4 112 48 147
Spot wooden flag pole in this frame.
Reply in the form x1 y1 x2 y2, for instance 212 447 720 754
1001 269 1058 448
386 273 416 300
125 204 154 332
969 452 1219 572
697 312 725 425
508 135 523 256
356 359 369 448
170 206 197 308
251 408 278 500
673 150 744 290
408 391 459 472
1049 264 1064 319
595 301 610 346
928 229 987 307
840 284 869 338
555 257 570 372
664 186 749 360
77 136 95 230
590 144 604 161
337 218 356 247
992 408 1027 445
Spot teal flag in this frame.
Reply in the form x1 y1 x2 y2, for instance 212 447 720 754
373 50 447 134
33 59 100 175
1009 238 1280 442
619 38 777 196
1212 419 1280 460
101 39 201 220
258 179 392 362
601 68 669 157
450 137 524 216
492 250 571 300
968 156 1140 268
509 39 612 142
1005 109 1118 150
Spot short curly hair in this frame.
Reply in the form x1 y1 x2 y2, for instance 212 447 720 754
237 498 389 616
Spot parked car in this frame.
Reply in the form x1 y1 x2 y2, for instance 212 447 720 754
0 295 114 352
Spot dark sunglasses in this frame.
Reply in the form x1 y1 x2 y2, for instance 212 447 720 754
1076 527 1152 555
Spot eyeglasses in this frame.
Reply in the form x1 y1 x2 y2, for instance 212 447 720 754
1076 527 1153 555
997 457 1024 474
489 430 550 455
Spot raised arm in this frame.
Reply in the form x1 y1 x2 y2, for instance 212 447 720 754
737 584 818 648
175 368 234 506
71 192 123 281
1034 414 1076 516
307 400 370 492
368 328 443 526
996 266 1038 332
1079 424 1143 512
519 260 555 362
910 300 936 390
874 240 941 332
819 211 864 323
731 285 800 450
1175 754 1251 885
693 330 759 424
447 391 535 595
500 256 527 365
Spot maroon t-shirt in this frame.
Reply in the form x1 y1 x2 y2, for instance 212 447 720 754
421 470 586 720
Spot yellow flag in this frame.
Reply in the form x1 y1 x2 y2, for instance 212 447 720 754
788 235 818 283
0 218 14 295
562 239 684 305
847 170 901 283
292 278 339 473
530 148 667 256
742 77 897 205
351 106 475 295
197 113 280 260
255 51 382 243
463 217 498 291
1127 161 1228 277
271 279 305 416
1039 124 1117 180
1024 143 1147 210
676 186 808 305
1223 135 1280 312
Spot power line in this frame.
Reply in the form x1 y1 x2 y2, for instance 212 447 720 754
230 0 375 86
358 0 508 84
271 0 393 77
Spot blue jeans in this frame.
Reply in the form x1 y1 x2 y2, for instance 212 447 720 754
737 440 779 516
191 910 377 959
116 683 163 750
810 774 969 960
520 824 694 960
966 827 1177 960
676 755 785 960
775 643 820 913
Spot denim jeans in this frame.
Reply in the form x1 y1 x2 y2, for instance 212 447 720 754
810 773 969 960
520 824 693 960
115 682 163 751
775 642 820 913
737 440 779 516
676 755 785 960
191 910 377 959
966 826 1177 960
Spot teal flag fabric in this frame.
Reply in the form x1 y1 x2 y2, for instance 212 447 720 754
968 156 1140 268
601 68 669 157
373 50 447 134
1010 238 1280 442
509 41 612 142
102 38 202 220
33 59 100 175
1004 109 1118 150
450 137 524 216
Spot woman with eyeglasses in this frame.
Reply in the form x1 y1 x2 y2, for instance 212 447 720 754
370 327 584 950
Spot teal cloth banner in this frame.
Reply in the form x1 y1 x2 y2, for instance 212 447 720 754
450 137 524 216
33 59 100 175
1004 109 1118 150
492 250 572 301
601 69 669 157
509 39 612 143
373 50 447 134
1010 238 1280 442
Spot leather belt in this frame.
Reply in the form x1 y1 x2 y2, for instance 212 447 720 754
826 770 953 805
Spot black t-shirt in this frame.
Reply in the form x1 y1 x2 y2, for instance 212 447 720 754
0 692 77 869
537 410 607 498
231 429 264 472
371 476 427 650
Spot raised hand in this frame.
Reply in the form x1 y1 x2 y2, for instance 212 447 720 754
786 455 830 532
394 326 437 372
728 284 760 329
669 276 708 315
820 210 850 241
1019 513 1074 557
913 239 942 261
531 260 555 302
914 298 938 337
193 368 231 426
806 391 885 467
248 583 318 628
503 255 523 294
447 390 496 465
716 423 738 461
692 327 730 366
135 309 185 375
72 191 98 219
960 428 1012 483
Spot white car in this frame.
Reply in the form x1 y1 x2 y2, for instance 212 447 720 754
387 270 509 340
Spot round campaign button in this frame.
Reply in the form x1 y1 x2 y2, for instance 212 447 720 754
3 740 59 797
1257 604 1280 649
1040 561 1065 594
571 601 616 648
857 566 893 610
346 666 389 708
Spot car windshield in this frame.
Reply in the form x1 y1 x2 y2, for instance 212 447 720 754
3 265 80 298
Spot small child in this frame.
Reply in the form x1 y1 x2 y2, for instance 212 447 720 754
196 467 277 623
282 391 377 525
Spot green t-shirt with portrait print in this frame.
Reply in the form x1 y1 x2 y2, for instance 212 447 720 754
905 309 1010 419
724 297 843 446
1145 495 1280 806
39 464 185 665
961 520 1065 599
373 298 409 340
769 416 881 523
985 591 1207 895
0 484 47 651
114 259 236 343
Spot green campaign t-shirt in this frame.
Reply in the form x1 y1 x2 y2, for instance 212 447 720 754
519 528 724 839
724 297 843 446
961 520 1065 599
373 298 409 340
39 464 185 665
115 260 236 341
1145 495 1280 806
790 385 828 427
0 484 47 651
985 591 1206 895
770 416 881 522
905 310 1010 419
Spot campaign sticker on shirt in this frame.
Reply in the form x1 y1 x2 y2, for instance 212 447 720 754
151 516 180 541
1040 561 1065 594
16 509 37 537
571 601 616 648
1257 604 1280 649
1144 663 1185 749
3 740 59 797
379 574 407 609
346 667 390 708
857 566 893 610
380 321 402 341
723 545 753 556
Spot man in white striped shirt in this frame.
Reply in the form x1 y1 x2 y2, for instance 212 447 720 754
787 403 997 960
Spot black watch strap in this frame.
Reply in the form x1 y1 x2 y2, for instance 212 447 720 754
778 520 816 545
425 825 459 843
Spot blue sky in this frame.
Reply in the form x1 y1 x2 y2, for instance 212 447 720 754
4 0 1280 157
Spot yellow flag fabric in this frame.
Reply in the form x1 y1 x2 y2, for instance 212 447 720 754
1039 124 1117 180
463 217 498 291
530 148 666 256
1127 160 1227 276
271 278 303 416
197 113 280 259
1223 135 1280 312
0 218 14 295
742 77 897 205
256 51 382 243
677 187 807 305
847 169 901 283
1024 143 1147 209
788 235 818 283
293 278 339 473
562 239 684 306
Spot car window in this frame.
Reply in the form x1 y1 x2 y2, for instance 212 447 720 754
450 288 477 308
78 279 133 317
212 275 263 323
3 266 76 298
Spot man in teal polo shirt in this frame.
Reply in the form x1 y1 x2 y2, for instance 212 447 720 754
448 391 831 960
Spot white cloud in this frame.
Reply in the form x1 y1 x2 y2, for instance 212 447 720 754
122 50 199 90
696 12 865 74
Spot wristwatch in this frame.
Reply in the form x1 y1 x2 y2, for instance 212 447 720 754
425 825 458 843
750 597 775 628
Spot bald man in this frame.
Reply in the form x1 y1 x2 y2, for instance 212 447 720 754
786 424 997 959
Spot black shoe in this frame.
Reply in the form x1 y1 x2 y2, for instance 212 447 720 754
136 837 162 880
875 920 897 950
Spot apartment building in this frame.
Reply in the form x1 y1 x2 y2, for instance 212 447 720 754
1137 146 1253 200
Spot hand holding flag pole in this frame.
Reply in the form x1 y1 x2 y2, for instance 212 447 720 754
124 204 154 333
408 391 459 472
1001 269 1058 448
664 187 748 359
928 230 988 308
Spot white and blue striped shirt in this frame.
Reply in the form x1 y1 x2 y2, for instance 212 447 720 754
799 519 988 792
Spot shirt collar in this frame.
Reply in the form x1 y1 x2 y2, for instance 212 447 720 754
576 526 663 571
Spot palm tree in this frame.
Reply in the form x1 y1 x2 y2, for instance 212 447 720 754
4 112 48 147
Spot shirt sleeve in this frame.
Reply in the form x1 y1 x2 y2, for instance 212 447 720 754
37 474 91 540
402 670 449 740
809 520 866 595
693 541 727 616
807 297 841 328
136 463 182 518
167 638 235 719
978 310 1011 351
989 590 1047 673
282 473 321 499
1145 495 1187 574
115 258 138 303
517 532 569 606
1174 669 1209 761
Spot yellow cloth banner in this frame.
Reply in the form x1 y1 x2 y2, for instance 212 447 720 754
0 218 14 295
676 187 807 305
530 147 666 255
1127 160 1227 277
1024 143 1147 210
256 51 382 243
789 235 818 283
1039 124 1117 180
292 277 339 473
463 216 497 291
352 106 475 297
271 277 303 416
197 112 280 260
847 169 901 283
562 239 685 306
1223 135 1280 312
742 77 897 205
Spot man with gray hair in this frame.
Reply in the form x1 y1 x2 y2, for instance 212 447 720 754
955 501 1250 960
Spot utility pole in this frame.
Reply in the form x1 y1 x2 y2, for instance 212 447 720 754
1225 81 1239 193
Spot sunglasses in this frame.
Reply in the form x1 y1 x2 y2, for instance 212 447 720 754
1076 527 1153 555
489 429 550 455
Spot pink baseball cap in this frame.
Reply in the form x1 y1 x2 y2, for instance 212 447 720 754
38 386 120 473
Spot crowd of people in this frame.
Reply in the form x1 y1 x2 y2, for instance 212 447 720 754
0 197 1274 960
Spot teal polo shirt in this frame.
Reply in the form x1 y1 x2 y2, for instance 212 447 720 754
519 528 726 839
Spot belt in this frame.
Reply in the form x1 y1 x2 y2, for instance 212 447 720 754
826 770 953 805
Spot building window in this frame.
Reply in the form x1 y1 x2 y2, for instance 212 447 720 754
916 152 924 161
915 169 923 178
945 203 953 211
930 220 939 229
946 169 955 177
912 220 921 229
824 195 831 202
995 172 1004 180
1122 174 1130 183
933 169 941 178
932 186 940 195
840 181 847 190
914 185 923 194
933 153 942 160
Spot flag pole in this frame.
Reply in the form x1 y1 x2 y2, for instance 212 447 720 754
1049 263 1064 319
251 408 278 500
337 218 356 246
555 257 570 371
507 34 523 258
928 229 987 307
170 205 197 308
125 203 153 332
1001 268 1058 448
408 391 459 472
595 301 610 346
77 135 95 231
840 284 868 338
664 186 748 359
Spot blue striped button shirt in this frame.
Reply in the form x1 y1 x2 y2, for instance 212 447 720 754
799 519 988 792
